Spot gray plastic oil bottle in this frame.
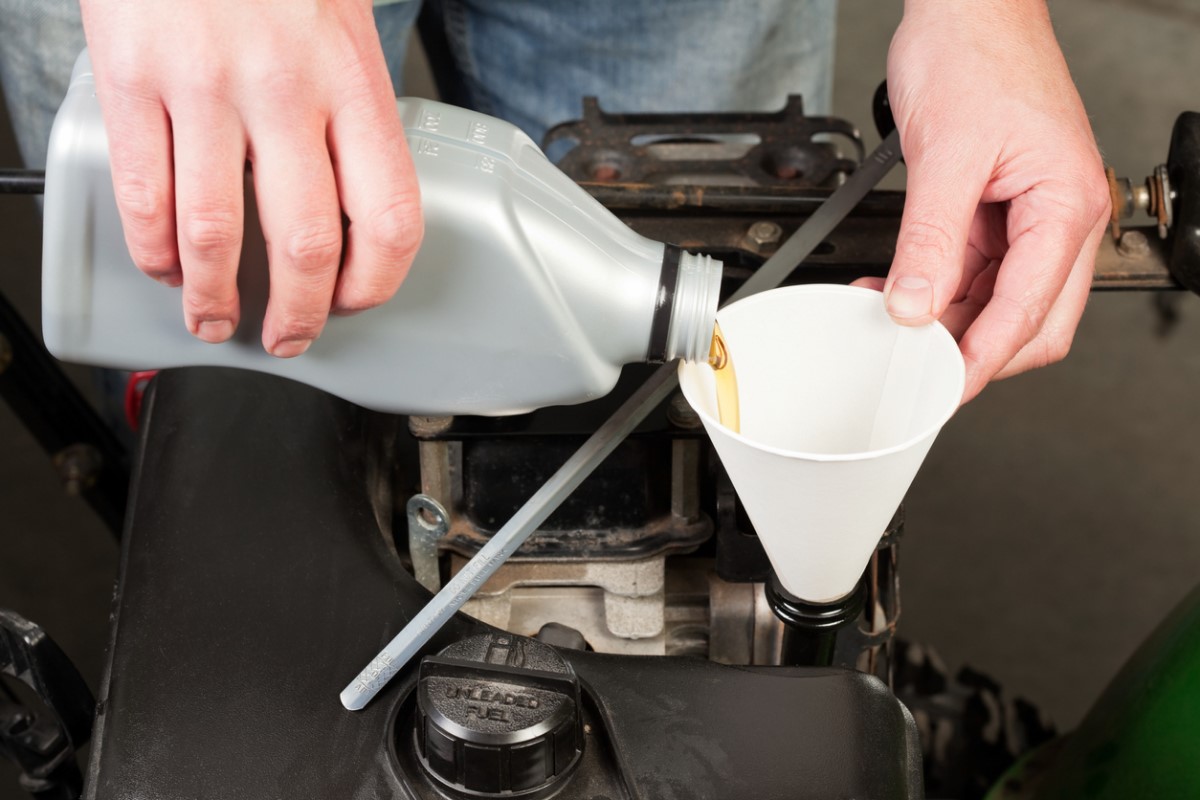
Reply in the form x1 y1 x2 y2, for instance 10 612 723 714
41 52 721 415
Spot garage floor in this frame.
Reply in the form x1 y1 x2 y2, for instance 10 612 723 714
3 0 1200 795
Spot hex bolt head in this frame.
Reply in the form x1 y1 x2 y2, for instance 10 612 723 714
667 392 702 429
1118 230 1151 258
748 221 783 247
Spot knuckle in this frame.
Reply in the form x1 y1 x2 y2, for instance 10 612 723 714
961 348 991 381
103 66 157 107
363 200 424 264
895 219 957 266
176 64 233 103
250 61 308 105
182 287 236 321
115 176 171 227
990 293 1042 346
1038 324 1074 366
1084 178 1113 226
282 220 343 277
272 311 326 342
1050 162 1111 228
336 274 402 312
129 245 177 278
182 209 241 262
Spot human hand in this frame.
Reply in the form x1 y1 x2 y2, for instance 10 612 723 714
80 0 423 357
854 0 1110 402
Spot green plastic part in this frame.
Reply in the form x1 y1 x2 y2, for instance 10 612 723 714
987 584 1200 800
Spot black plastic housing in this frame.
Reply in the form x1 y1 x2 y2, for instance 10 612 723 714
84 368 923 800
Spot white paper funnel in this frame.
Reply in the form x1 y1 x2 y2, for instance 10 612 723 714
678 285 964 602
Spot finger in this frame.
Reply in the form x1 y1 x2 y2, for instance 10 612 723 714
954 202 1006 302
953 247 986 302
171 103 247 342
856 208 994 304
885 137 991 326
850 277 886 292
956 187 1096 400
992 217 1105 381
939 259 1000 340
249 121 343 357
326 64 423 315
97 78 180 286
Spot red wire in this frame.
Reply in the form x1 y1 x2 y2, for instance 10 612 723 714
123 370 159 431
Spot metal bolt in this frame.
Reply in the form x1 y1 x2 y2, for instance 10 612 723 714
747 221 782 247
666 392 701 429
409 415 454 438
1118 230 1151 258
590 163 621 182
52 443 102 495
0 333 11 375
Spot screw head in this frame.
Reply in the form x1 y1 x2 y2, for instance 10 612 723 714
748 221 782 247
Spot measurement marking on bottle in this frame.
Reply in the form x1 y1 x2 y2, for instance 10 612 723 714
420 111 442 133
477 156 496 174
417 139 441 158
468 121 489 145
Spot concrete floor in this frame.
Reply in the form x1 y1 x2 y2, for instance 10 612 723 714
3 0 1200 794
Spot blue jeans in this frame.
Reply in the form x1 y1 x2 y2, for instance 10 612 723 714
0 0 835 168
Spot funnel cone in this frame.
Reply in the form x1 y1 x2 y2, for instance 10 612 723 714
679 285 964 602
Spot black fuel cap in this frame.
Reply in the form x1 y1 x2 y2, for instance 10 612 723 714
415 633 582 795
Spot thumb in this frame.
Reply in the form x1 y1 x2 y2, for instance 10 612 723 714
886 145 988 326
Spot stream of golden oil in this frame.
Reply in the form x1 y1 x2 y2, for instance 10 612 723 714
708 322 740 433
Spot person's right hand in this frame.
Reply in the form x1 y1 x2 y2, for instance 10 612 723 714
80 0 423 357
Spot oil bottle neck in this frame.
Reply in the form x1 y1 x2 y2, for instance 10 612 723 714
647 246 722 364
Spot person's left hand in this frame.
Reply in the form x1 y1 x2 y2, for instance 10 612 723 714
854 0 1111 403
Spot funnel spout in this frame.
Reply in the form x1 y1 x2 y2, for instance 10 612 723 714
767 576 867 667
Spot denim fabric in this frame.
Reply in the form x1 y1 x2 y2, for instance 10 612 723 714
419 0 836 143
0 0 835 167
0 0 85 169
0 0 424 168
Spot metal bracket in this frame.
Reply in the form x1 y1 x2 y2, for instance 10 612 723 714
407 494 449 593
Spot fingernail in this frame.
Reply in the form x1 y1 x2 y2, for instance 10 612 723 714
158 274 183 288
270 338 312 358
886 276 933 320
195 319 235 343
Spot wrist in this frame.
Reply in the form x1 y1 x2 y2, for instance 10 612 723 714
902 0 1049 26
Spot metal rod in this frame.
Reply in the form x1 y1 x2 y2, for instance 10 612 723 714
581 183 907 216
0 170 45 195
339 129 904 711
0 289 129 536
